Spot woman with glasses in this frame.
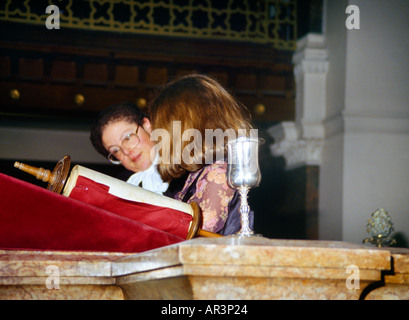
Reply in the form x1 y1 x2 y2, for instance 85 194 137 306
149 74 254 235
90 101 170 195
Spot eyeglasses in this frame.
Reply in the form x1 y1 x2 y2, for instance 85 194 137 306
107 126 140 165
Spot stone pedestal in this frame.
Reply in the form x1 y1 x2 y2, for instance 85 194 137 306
1 237 408 300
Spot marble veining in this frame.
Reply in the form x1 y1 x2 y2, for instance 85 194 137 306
1 238 408 300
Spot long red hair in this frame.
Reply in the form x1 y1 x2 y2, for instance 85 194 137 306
149 74 253 182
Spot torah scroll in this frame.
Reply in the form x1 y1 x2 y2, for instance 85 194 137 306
62 165 201 239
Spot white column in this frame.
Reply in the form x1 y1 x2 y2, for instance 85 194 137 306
339 0 409 244
270 1 409 245
269 34 328 170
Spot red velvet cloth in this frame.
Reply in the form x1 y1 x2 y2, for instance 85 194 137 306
0 173 184 253
68 176 192 239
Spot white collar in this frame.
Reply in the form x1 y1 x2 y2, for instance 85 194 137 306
126 154 168 195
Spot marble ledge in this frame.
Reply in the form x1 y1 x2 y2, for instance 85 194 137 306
385 248 409 285
0 250 130 279
112 237 392 277
0 285 124 300
0 238 397 281
365 248 409 300
1 237 408 300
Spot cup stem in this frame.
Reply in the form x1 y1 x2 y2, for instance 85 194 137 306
236 186 254 237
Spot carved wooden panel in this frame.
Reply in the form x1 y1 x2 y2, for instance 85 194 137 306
0 22 294 122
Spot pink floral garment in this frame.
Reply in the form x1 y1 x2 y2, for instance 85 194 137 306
175 161 235 232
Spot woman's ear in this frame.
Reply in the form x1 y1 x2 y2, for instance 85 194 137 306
142 117 152 133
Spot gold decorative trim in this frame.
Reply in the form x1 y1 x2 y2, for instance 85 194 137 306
0 0 297 50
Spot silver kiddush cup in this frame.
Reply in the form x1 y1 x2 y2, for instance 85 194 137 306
227 137 262 237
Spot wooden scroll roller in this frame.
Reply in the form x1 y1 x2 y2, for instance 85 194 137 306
14 156 221 239
14 155 71 194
